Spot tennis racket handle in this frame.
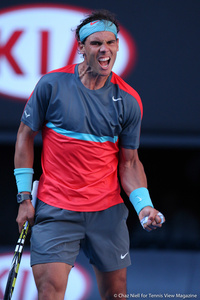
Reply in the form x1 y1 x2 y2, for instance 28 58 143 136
23 220 29 230
31 180 39 208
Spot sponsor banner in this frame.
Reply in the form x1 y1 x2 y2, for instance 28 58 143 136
0 4 136 100
0 252 91 300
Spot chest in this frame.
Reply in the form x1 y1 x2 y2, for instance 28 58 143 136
46 82 124 137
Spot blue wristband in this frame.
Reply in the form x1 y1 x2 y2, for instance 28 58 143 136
14 168 34 193
129 187 154 215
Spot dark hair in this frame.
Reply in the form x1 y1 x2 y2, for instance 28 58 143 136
75 9 120 43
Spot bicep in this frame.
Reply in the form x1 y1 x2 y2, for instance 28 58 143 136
17 122 38 137
16 122 38 146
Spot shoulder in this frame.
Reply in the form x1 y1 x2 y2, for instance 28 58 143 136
48 64 76 75
39 64 76 83
33 64 76 94
111 72 143 118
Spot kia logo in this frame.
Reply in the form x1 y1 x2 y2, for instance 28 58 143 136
0 253 91 300
0 4 137 100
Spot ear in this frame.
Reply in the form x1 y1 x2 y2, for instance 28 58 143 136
78 41 85 55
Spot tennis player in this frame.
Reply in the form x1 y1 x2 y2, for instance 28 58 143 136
14 9 165 300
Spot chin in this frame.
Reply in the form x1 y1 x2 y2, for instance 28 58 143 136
99 67 112 76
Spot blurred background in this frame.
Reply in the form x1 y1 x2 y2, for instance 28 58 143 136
0 0 199 299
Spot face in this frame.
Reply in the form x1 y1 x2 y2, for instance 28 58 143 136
79 31 119 77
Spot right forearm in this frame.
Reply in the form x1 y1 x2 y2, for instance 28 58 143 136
14 123 37 231
14 137 34 168
14 123 36 168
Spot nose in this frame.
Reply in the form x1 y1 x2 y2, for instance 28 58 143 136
99 42 109 52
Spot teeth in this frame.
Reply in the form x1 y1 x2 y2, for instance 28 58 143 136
99 57 109 61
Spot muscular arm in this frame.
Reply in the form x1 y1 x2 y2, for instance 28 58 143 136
14 122 38 168
119 148 147 196
119 148 164 231
14 122 38 232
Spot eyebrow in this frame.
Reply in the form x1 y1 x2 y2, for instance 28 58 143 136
89 39 117 44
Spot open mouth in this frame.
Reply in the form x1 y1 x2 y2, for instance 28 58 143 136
98 57 111 69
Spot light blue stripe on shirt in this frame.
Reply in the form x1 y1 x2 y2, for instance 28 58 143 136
46 122 118 143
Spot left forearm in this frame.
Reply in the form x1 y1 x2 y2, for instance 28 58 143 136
119 149 147 197
119 148 165 231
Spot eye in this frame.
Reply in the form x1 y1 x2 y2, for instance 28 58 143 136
90 41 102 46
107 40 117 45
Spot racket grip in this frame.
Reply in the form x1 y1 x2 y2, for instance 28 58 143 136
31 180 39 208
23 220 29 230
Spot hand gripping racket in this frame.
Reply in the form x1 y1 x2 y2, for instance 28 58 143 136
3 180 39 300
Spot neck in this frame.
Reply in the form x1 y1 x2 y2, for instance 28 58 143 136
78 62 109 90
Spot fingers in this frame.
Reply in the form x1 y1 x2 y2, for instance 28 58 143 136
16 212 35 233
17 220 25 233
17 218 34 233
140 212 165 232
16 215 23 233
16 201 35 232
155 212 165 224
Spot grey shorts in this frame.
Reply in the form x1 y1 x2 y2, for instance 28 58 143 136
30 200 131 272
